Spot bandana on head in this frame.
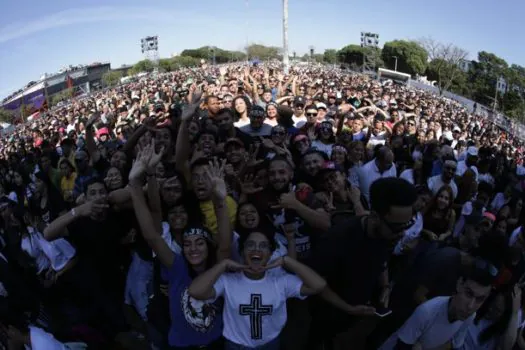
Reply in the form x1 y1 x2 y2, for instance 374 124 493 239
183 227 212 242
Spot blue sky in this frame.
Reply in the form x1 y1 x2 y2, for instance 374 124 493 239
0 0 523 98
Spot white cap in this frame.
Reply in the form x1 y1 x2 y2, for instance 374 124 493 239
316 102 327 110
66 125 76 134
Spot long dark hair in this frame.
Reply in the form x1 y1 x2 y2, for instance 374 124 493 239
475 287 514 344
232 95 252 122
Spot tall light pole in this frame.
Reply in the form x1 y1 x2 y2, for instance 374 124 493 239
282 0 289 74
393 56 398 71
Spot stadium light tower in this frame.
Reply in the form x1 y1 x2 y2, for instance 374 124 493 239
282 0 289 74
140 36 160 74
360 32 380 74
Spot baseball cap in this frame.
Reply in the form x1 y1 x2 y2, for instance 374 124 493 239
316 102 327 110
294 96 306 106
96 127 110 138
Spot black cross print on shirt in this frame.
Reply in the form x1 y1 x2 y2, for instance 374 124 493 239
239 294 273 340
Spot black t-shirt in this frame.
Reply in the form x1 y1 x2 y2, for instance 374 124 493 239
29 193 66 226
307 216 390 333
66 210 133 272
264 187 324 261
330 192 369 227
217 127 253 149
390 245 462 315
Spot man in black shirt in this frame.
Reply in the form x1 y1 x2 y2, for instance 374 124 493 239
308 177 417 348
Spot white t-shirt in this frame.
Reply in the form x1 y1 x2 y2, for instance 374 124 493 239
399 168 415 185
213 271 305 347
292 115 307 128
490 192 508 212
380 296 473 349
509 226 522 247
457 161 479 182
25 326 67 350
461 318 498 350
21 228 76 274
427 175 458 199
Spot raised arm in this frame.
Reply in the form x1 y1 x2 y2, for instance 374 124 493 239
145 140 165 234
272 190 331 232
84 113 101 163
175 91 202 185
129 141 175 268
205 159 232 262
44 199 108 241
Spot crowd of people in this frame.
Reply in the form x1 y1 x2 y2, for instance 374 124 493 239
1 62 525 350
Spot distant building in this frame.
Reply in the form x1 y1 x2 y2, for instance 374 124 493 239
1 62 111 114
496 77 507 94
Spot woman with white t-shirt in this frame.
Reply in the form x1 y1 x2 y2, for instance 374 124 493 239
461 286 521 350
189 230 326 349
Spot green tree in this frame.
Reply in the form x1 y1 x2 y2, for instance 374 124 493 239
129 60 155 75
0 108 13 123
337 45 365 67
468 51 509 106
101 71 123 87
419 38 468 95
181 46 246 63
50 88 73 106
323 49 338 64
337 45 382 71
171 56 200 68
246 44 280 61
381 40 428 76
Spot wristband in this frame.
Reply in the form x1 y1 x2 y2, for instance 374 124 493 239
70 208 76 217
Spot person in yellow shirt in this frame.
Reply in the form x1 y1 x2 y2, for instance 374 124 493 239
58 158 77 207
191 158 237 236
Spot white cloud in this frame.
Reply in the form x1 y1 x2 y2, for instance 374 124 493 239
0 6 178 43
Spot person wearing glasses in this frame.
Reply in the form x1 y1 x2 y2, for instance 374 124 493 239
223 94 233 109
188 229 326 350
379 259 497 350
427 156 459 199
306 177 417 349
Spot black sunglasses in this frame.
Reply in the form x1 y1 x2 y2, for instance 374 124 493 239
382 217 415 233
306 113 318 117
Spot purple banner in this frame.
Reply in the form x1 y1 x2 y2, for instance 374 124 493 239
3 89 45 112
